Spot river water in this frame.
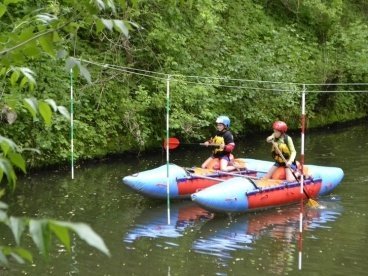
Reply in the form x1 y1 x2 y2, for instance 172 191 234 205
2 121 368 275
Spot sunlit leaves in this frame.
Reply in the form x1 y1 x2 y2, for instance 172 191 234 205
113 19 129 37
23 98 70 125
0 136 18 155
0 136 25 188
7 217 26 245
50 221 110 256
49 222 71 251
29 219 50 256
0 3 6 18
8 152 26 173
65 57 91 84
0 215 110 266
7 67 36 90
38 101 53 126
35 13 57 24
0 158 17 190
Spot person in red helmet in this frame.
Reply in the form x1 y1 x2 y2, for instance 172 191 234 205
264 121 297 181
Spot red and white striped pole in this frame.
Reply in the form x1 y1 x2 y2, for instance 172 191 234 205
298 84 306 270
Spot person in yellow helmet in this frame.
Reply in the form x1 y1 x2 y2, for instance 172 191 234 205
201 116 236 172
264 121 297 181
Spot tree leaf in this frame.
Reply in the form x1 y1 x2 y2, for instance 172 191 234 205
78 64 91 84
11 247 33 263
10 70 20 86
49 221 71 251
35 13 57 25
0 157 17 190
95 19 105 33
51 221 110 256
39 101 53 126
65 57 80 72
57 106 70 120
44 99 58 112
101 19 113 31
0 4 7 19
113 20 129 38
38 33 55 57
0 135 18 154
0 250 9 266
95 0 105 10
0 201 8 210
8 217 25 245
29 219 50 256
19 67 36 85
23 98 38 118
8 152 26 173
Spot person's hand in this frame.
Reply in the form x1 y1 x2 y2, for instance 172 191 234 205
203 141 209 147
266 136 274 143
289 163 297 171
219 143 225 150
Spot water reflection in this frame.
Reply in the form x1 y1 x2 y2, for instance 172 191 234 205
192 198 343 269
124 201 214 243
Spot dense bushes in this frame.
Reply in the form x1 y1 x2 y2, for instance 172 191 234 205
1 0 367 167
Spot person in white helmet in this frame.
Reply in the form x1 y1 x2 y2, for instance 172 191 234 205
201 115 236 171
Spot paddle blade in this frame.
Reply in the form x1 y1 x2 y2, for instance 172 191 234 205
163 137 180 150
306 198 320 208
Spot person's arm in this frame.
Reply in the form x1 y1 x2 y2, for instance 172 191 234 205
266 134 275 143
223 142 235 152
203 137 213 146
222 131 235 152
286 136 297 165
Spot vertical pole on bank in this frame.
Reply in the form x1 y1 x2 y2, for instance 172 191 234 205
298 84 306 270
166 75 171 225
70 68 74 180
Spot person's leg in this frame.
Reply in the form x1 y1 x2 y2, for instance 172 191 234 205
220 156 238 171
286 167 296 182
201 156 214 169
263 165 278 179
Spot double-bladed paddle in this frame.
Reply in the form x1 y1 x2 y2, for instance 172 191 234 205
163 137 221 150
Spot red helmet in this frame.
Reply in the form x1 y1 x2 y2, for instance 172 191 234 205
272 121 287 133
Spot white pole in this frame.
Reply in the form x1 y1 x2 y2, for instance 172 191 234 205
298 84 306 270
70 68 74 180
166 75 171 225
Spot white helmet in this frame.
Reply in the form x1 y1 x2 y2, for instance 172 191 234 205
216 116 230 128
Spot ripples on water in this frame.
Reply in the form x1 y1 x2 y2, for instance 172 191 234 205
4 122 368 275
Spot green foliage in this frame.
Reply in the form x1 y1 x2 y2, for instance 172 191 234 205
0 0 367 164
0 201 109 266
0 0 138 267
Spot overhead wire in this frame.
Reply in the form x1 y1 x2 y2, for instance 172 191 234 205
79 58 368 92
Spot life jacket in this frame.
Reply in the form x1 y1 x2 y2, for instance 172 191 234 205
271 135 291 163
211 134 225 154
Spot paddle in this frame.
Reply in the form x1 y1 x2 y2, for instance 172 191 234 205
163 137 220 150
271 141 319 207
189 172 260 190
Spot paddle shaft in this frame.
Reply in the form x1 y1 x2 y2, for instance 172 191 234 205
215 170 259 180
190 174 225 182
190 172 259 190
164 137 221 150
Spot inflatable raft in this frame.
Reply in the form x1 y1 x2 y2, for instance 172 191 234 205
122 158 343 203
191 159 344 213
122 160 257 199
